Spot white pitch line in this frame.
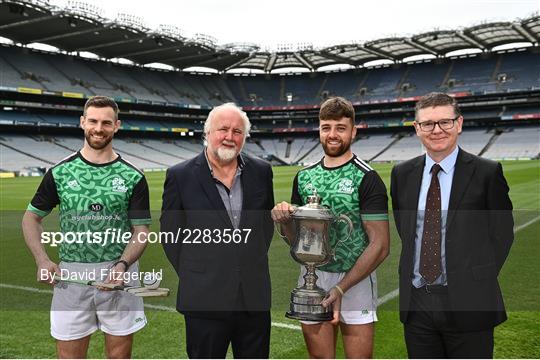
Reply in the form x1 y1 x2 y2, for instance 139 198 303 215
271 322 301 330
3 215 538 332
0 283 53 294
375 214 540 306
378 289 399 305
0 283 301 331
514 214 540 233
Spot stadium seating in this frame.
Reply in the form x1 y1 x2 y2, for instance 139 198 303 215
372 134 424 162
1 44 539 171
351 134 398 161
399 61 450 97
482 127 540 160
456 129 493 155
497 50 540 91
0 143 51 170
2 45 539 106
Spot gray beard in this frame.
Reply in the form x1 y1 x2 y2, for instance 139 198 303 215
215 146 237 162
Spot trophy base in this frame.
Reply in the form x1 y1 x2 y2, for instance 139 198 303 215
285 310 333 322
285 287 333 322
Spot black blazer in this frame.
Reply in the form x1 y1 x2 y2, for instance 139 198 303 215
160 152 275 317
390 148 513 331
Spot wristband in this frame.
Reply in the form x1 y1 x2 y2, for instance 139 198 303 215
112 259 129 272
334 285 345 296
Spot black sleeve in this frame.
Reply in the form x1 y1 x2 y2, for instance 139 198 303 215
487 162 514 273
390 165 401 236
128 176 151 225
160 168 184 275
358 170 389 221
28 170 59 216
264 165 275 249
291 173 303 205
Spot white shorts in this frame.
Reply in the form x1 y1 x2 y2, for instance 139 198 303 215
51 261 146 341
297 267 378 325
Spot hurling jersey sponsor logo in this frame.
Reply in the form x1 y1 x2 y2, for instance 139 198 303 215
89 203 103 212
338 178 354 194
112 177 128 193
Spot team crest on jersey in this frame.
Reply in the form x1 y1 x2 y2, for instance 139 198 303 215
338 178 354 194
67 179 80 190
304 183 315 194
112 177 128 193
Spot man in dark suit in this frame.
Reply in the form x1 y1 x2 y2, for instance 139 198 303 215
391 92 514 358
160 103 275 358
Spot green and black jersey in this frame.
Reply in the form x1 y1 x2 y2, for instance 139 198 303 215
291 155 388 273
27 152 151 263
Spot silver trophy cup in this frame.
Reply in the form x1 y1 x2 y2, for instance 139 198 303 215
279 191 353 321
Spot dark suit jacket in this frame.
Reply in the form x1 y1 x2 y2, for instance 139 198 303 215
160 152 275 318
390 148 513 331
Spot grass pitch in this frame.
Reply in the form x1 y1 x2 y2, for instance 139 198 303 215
0 160 539 358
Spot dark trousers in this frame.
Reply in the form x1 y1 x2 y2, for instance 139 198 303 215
184 311 270 359
404 286 494 359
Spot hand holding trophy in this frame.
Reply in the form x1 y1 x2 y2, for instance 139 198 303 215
273 191 353 321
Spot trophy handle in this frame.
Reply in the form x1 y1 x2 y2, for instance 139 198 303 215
274 222 289 243
331 214 354 260
274 206 298 244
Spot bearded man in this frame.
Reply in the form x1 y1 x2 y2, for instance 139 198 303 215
22 96 151 358
272 97 390 358
160 103 275 358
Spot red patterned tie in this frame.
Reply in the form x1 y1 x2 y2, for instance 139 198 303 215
420 164 442 284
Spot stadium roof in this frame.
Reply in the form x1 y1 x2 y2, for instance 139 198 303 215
1 0 539 73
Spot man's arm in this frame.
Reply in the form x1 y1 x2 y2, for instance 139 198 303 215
322 170 390 323
105 174 152 286
22 170 60 284
487 162 514 273
390 165 402 236
264 165 276 249
160 168 184 274
104 224 150 286
321 219 390 317
22 211 59 284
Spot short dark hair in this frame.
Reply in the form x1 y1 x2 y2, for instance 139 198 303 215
319 97 355 124
415 92 461 120
83 96 119 119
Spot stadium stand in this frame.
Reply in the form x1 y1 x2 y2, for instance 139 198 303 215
372 134 424 162
0 134 70 167
0 4 539 172
444 55 498 93
455 129 494 155
0 133 209 171
2 45 540 107
351 134 399 161
497 51 540 91
0 143 51 170
482 127 540 160
399 61 450 97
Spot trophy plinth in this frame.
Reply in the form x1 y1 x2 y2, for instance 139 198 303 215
280 191 353 322
286 264 333 321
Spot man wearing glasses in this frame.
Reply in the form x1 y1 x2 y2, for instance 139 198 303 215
390 92 513 358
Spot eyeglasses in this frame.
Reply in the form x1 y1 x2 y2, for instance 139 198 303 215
416 116 459 132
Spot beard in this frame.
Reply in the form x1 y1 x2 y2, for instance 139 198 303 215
216 146 237 162
321 138 351 157
208 141 239 163
85 131 113 150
